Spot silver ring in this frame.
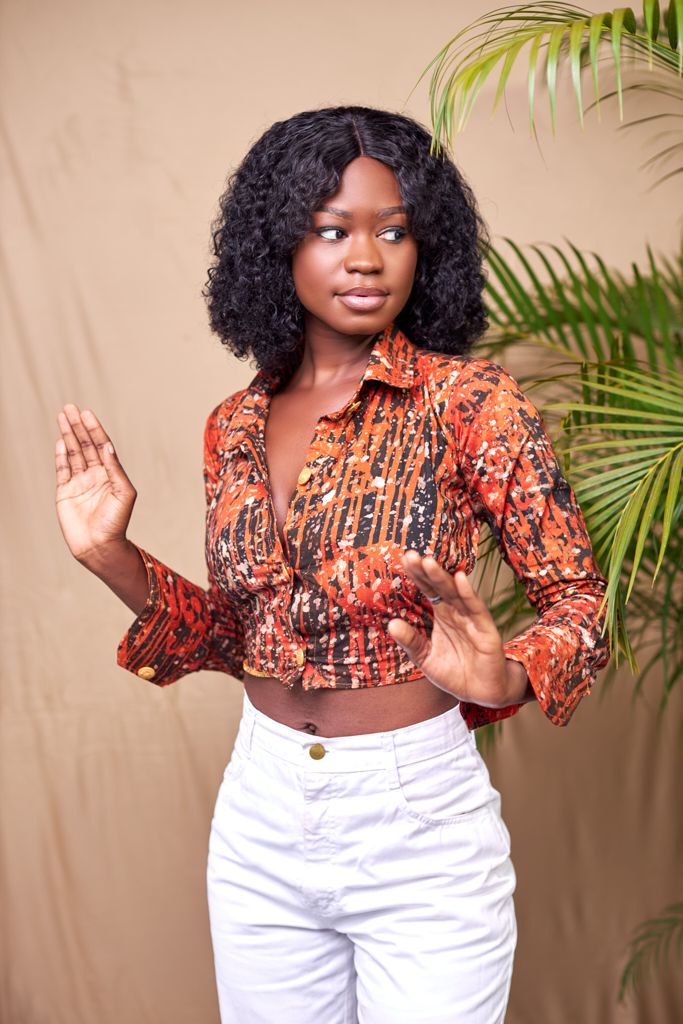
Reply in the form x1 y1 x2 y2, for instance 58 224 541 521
426 594 443 605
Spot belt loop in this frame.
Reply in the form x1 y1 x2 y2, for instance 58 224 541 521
448 705 461 746
381 733 400 790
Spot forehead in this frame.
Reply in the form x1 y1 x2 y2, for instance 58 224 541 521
317 156 403 210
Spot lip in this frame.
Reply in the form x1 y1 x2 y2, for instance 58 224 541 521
339 288 387 296
336 288 388 311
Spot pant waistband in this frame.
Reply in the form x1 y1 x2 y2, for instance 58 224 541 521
236 688 472 772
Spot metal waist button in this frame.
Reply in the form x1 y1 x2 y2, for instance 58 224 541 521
309 743 326 760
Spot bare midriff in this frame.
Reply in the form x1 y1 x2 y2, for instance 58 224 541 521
242 671 459 737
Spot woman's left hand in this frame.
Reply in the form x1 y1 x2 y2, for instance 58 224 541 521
387 551 532 709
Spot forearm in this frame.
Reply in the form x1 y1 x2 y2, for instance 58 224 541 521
81 539 150 616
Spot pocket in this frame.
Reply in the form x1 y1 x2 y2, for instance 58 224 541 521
390 741 496 827
489 805 512 854
220 739 250 787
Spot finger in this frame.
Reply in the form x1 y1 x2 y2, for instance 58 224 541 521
63 403 100 468
449 570 497 625
450 569 483 609
55 437 72 485
57 409 87 473
402 551 461 607
80 409 131 488
404 554 494 625
99 434 135 492
80 408 113 457
387 616 431 669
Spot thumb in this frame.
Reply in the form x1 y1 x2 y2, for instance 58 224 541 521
101 441 136 497
387 617 431 670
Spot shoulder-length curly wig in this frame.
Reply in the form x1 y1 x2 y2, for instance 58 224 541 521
203 105 491 373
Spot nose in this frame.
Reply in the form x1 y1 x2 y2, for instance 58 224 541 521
343 232 383 275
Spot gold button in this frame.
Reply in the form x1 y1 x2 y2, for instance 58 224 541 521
295 649 306 667
297 466 312 485
242 660 274 678
137 666 156 680
309 743 326 760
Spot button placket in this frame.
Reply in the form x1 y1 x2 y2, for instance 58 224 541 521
281 407 362 682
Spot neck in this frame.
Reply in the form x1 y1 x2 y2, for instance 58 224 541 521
292 316 387 389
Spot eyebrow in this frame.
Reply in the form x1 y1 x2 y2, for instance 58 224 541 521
316 204 408 220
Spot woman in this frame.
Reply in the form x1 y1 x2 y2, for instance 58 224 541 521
55 105 609 1023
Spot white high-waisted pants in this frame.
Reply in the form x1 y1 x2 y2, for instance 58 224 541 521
207 690 517 1024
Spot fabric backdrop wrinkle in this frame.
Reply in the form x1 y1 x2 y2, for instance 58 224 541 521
2 1 682 1022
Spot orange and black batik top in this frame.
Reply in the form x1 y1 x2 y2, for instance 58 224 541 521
117 321 610 730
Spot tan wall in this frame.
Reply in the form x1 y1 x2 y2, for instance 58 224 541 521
2 0 681 1021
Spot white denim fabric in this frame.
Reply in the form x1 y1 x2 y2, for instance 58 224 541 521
207 690 517 1024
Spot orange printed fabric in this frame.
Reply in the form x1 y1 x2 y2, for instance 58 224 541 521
117 321 610 730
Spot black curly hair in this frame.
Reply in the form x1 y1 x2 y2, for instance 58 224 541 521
203 105 491 374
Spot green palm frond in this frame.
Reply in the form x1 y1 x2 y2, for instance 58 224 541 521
474 719 507 753
612 535 683 713
475 238 683 699
545 362 683 667
413 2 683 151
611 84 683 188
618 902 683 1002
428 10 683 1000
481 236 683 371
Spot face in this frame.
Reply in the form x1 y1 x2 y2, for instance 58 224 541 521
291 156 418 341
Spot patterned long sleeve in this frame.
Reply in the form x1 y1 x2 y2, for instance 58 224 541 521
452 360 610 730
116 406 246 686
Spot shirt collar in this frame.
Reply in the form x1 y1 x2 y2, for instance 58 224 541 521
222 320 417 454
361 319 416 391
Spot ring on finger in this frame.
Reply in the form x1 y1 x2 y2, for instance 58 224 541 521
426 594 443 605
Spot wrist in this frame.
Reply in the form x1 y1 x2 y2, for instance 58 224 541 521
79 536 133 575
80 538 150 616
503 657 535 705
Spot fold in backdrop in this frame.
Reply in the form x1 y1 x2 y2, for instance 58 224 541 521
2 1 682 1021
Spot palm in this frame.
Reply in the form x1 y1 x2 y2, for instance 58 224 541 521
56 463 130 558
55 404 136 563
425 598 506 703
387 552 509 708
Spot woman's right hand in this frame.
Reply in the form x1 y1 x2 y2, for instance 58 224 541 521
55 404 137 566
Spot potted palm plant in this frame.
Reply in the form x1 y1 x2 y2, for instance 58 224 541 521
413 0 683 1003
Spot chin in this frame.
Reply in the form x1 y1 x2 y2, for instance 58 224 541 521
338 317 394 338
329 306 397 332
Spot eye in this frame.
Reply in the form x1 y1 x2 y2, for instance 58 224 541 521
380 227 408 242
315 227 346 241
315 225 409 243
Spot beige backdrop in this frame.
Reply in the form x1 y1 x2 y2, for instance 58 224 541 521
2 0 682 1021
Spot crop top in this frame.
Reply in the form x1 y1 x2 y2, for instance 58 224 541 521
116 320 610 730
